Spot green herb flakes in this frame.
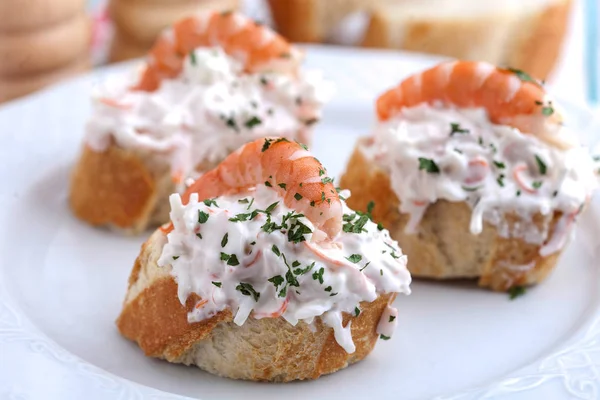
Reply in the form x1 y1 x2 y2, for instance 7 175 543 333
198 210 209 224
236 282 260 301
418 157 440 173
509 285 526 300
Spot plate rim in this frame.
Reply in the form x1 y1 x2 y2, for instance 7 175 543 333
1 44 599 400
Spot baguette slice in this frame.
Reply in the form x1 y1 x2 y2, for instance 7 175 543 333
117 229 396 381
268 0 373 43
362 0 571 80
340 139 563 292
69 143 216 234
108 0 239 49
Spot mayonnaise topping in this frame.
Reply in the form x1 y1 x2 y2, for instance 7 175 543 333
157 185 411 353
85 47 333 182
368 104 598 251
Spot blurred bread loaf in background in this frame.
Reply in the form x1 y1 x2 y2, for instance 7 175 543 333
0 0 91 102
108 0 239 62
268 0 572 80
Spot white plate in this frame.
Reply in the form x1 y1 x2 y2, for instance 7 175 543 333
1 46 600 400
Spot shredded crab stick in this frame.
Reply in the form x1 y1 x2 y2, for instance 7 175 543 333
135 10 299 91
158 138 411 353
182 137 343 238
376 61 572 149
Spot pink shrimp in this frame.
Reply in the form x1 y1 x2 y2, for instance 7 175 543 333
182 138 343 238
133 10 299 92
376 61 570 149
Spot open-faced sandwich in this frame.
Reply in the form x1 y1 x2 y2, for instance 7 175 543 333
117 138 411 381
70 10 332 234
340 60 598 291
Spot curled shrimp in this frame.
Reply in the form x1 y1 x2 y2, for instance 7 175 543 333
134 10 300 92
376 61 570 149
182 137 343 238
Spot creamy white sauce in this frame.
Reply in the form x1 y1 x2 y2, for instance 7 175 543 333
85 47 333 183
157 185 411 353
369 104 598 252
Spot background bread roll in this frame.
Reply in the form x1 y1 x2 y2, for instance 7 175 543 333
268 0 571 80
108 0 239 62
0 0 85 33
0 13 91 77
0 55 89 103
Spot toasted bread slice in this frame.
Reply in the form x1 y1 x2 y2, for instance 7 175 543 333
268 0 570 80
340 139 563 292
117 229 396 381
69 143 218 234
362 0 571 80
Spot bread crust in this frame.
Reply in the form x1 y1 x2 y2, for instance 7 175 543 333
109 0 239 46
0 0 85 34
361 0 571 80
340 139 563 292
0 54 89 103
268 0 372 43
117 229 396 381
0 13 91 77
69 144 162 234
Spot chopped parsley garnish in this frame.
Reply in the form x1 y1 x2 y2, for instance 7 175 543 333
507 67 539 85
173 256 179 260
541 105 554 116
312 267 325 284
516 190 522 197
203 198 218 207
380 334 391 340
278 183 287 190
310 200 316 207
238 198 249 204
380 269 383 276
264 180 272 187
360 261 371 272
324 286 332 292
493 161 505 169
272 244 281 257
355 307 361 316
319 169 325 176
462 186 482 192
346 254 362 263
268 275 284 289
262 138 272 152
342 213 369 233
366 201 375 218
189 51 197 65
553 190 558 197
196 233 203 239
220 252 240 266
260 76 268 86
294 193 303 201
389 315 396 322
532 181 543 189
287 219 312 243
509 285 526 300
236 282 260 302
221 233 228 248
535 154 547 175
297 141 309 150
377 223 384 231
293 261 315 275
229 211 258 222
212 281 222 288
418 157 440 173
449 122 469 135
497 174 505 187
244 116 262 129
198 210 209 224
321 177 334 184
265 201 279 213
223 116 238 132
